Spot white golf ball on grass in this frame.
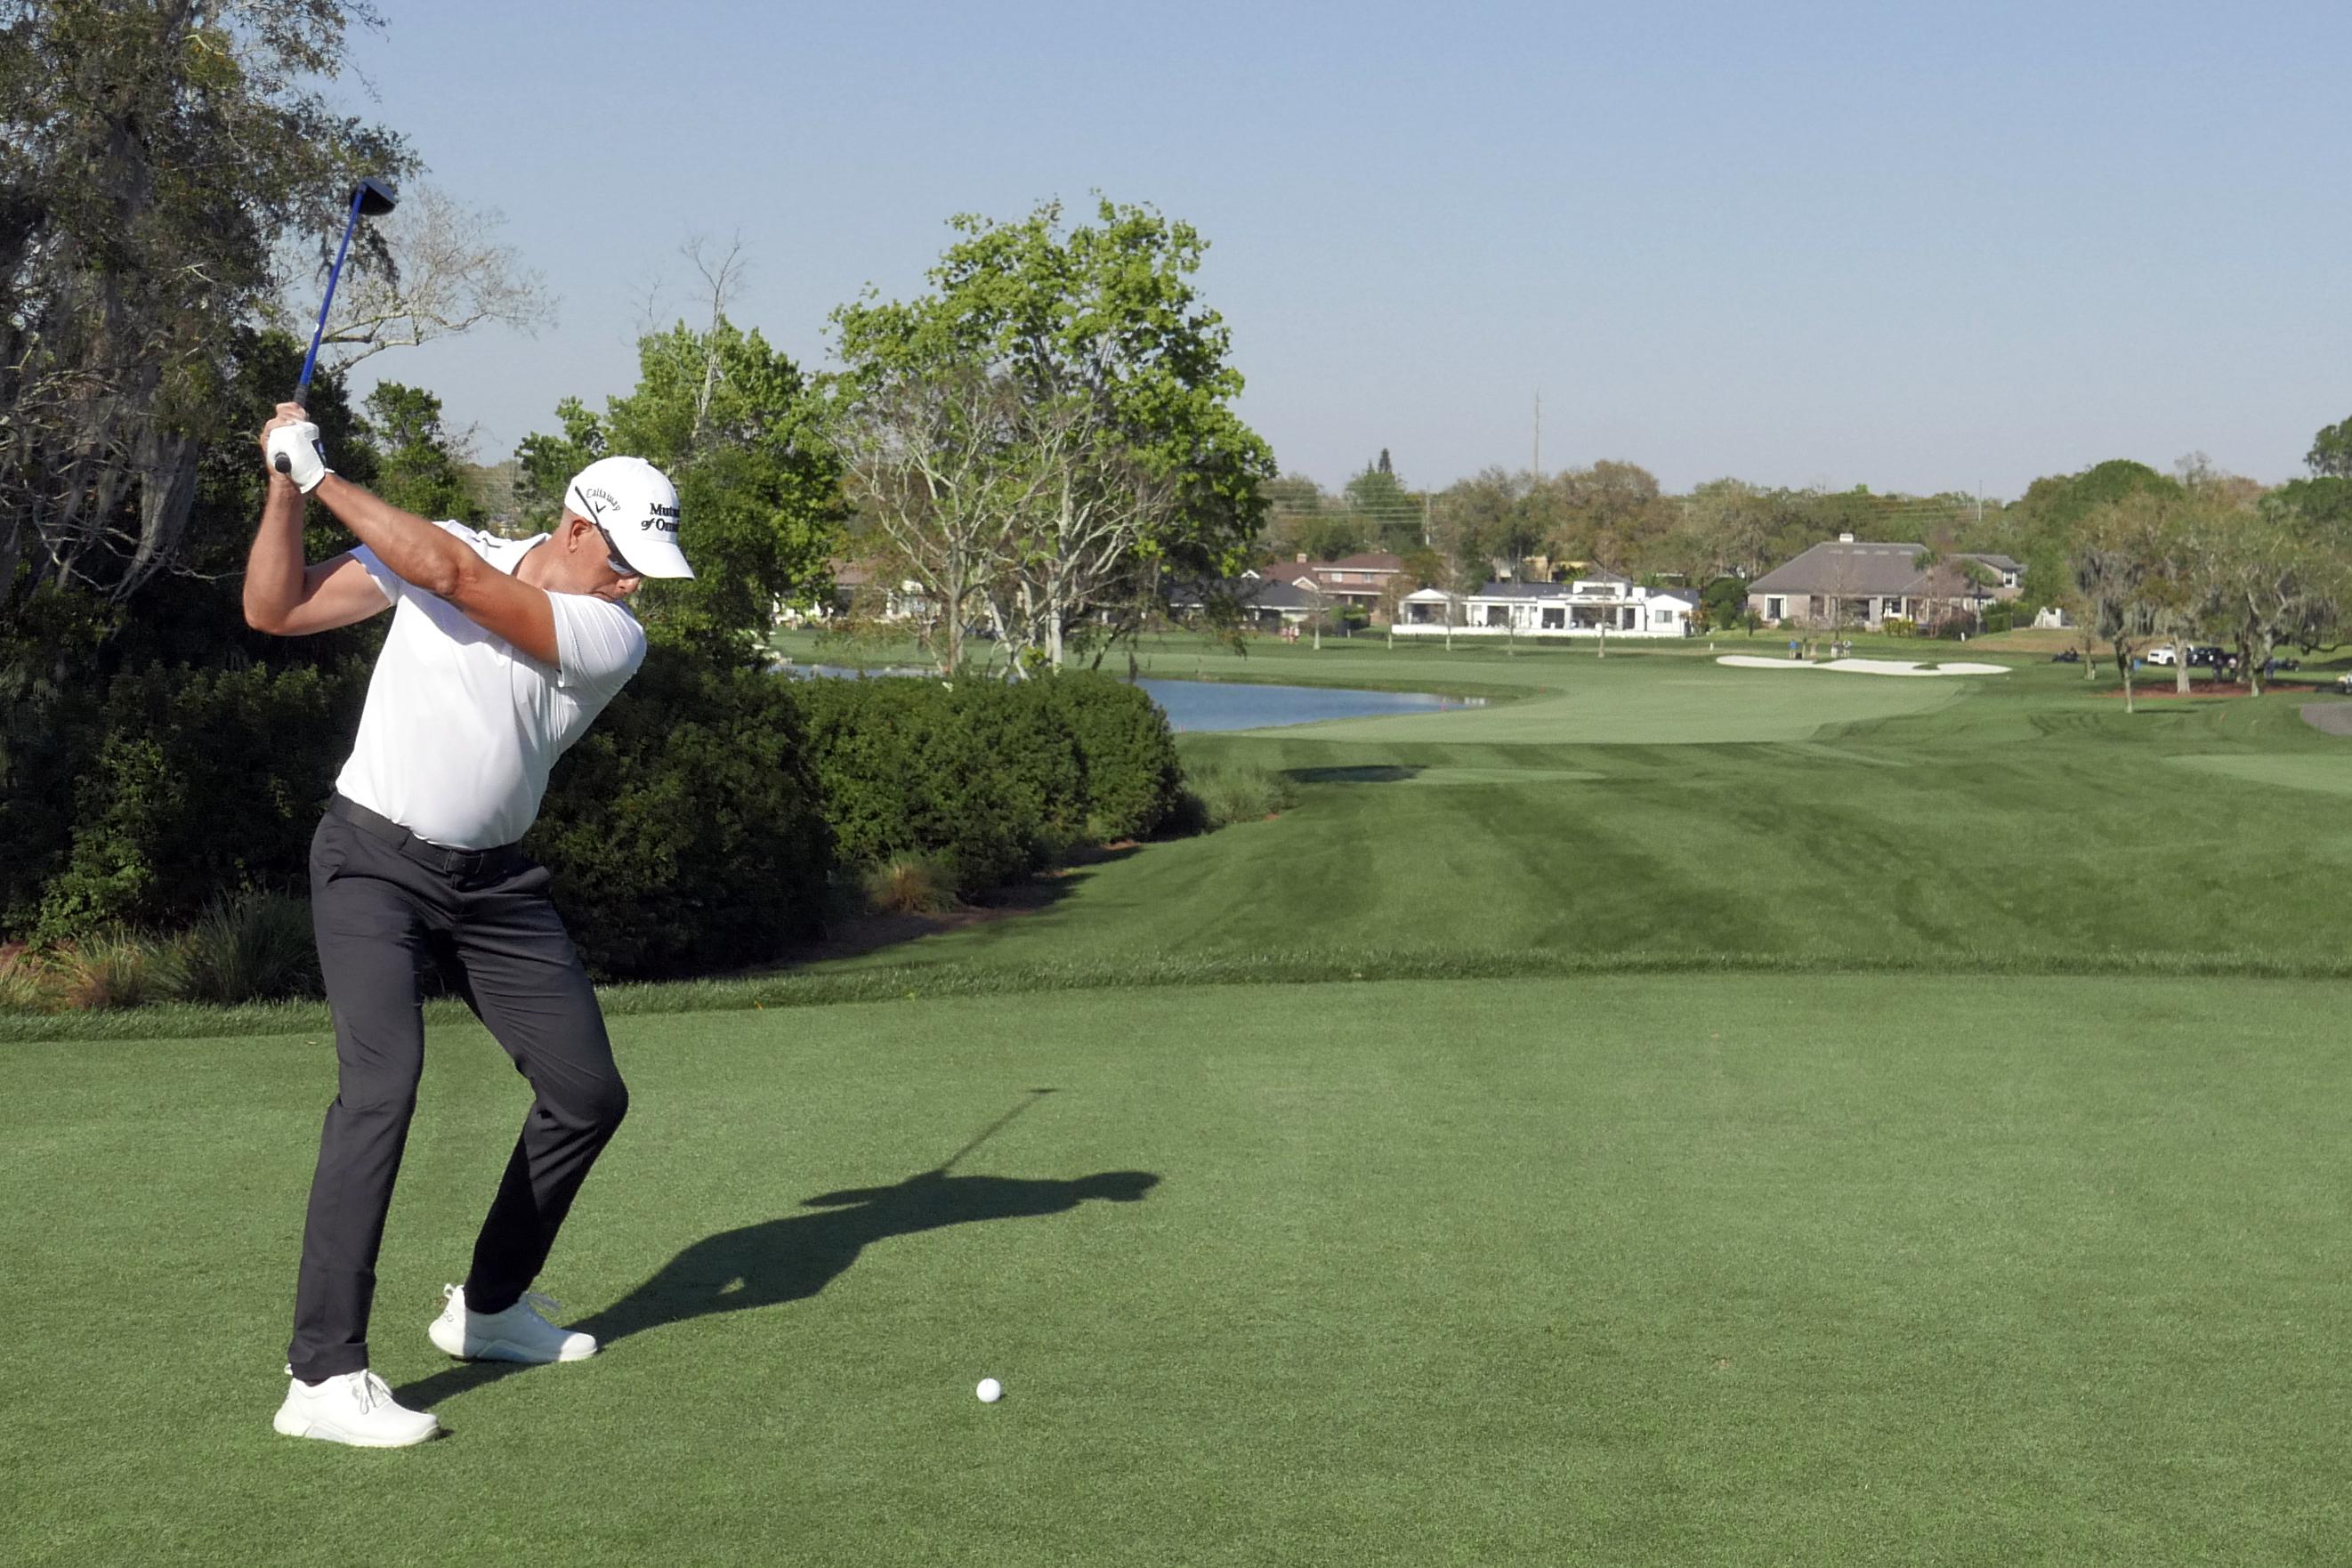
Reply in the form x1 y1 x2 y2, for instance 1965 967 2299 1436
975 1377 1003 1403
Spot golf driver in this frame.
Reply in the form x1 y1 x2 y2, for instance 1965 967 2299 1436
934 1088 1057 1176
274 177 397 476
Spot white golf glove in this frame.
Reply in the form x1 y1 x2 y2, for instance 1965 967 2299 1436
265 421 333 493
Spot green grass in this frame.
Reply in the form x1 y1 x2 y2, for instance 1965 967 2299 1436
17 632 2352 1561
2168 752 2352 798
748 646 2352 980
6 976 2350 1565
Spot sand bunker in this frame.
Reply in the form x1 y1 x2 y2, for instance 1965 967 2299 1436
1718 655 2009 677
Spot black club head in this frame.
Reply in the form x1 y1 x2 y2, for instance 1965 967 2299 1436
353 178 399 218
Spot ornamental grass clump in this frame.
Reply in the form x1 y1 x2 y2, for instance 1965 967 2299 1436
1175 761 1297 831
863 856 958 917
44 930 180 1012
0 948 56 1013
176 891 319 1005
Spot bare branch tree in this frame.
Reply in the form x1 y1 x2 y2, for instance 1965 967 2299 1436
987 389 1179 672
311 184 554 369
836 369 1028 675
682 235 748 443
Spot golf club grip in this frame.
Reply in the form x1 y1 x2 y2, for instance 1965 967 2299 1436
273 452 292 475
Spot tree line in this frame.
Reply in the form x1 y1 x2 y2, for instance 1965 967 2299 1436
1256 436 2352 651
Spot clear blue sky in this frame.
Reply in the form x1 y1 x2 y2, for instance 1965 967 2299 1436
342 0 2352 500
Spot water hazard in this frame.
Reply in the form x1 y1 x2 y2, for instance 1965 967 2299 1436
772 664 1483 733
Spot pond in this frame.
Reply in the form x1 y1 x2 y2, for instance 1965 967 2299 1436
1134 679 1483 732
771 664 1483 733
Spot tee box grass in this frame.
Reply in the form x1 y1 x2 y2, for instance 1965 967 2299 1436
6 977 2350 1565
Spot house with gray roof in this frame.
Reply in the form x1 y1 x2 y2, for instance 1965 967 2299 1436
1164 575 1322 630
1746 535 2023 631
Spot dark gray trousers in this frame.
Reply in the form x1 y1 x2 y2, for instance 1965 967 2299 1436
287 799 629 1383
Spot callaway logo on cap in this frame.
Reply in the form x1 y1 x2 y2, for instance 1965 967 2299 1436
564 456 694 578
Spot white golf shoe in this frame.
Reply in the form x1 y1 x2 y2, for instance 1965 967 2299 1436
428 1283 598 1364
272 1368 440 1448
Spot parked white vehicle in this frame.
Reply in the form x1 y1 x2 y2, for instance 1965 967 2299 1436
2146 645 2177 667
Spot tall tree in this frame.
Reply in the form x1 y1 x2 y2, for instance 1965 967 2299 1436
2306 416 2352 479
2073 491 2176 713
1681 478 1774 581
361 382 479 524
2190 500 2344 693
833 368 1025 675
517 316 843 664
1428 467 1548 581
1546 460 1675 570
0 0 413 622
2006 460 2180 617
831 197 1275 612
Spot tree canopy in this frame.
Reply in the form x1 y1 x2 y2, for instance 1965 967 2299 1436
516 319 843 664
831 197 1275 582
1 0 412 621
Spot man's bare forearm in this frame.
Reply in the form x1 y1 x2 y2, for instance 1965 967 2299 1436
310 475 472 600
243 475 312 632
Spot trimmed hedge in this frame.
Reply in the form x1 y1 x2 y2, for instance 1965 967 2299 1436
794 671 1182 895
7 653 1182 990
792 677 1038 898
529 646 831 981
1032 672 1183 841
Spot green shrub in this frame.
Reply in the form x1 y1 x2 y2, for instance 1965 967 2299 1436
950 681 1087 859
175 891 319 1005
1035 672 1183 841
531 646 833 982
31 659 368 942
1881 617 1917 638
793 676 1033 897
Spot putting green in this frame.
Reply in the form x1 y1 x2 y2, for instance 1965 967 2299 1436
1289 666 1972 744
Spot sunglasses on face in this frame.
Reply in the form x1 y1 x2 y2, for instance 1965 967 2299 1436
594 522 642 579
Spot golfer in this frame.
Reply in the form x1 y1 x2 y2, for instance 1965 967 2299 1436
244 401 691 1446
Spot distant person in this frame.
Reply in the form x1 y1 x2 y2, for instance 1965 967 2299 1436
243 402 694 1447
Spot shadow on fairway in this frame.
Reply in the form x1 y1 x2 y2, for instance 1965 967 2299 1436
1287 764 1421 785
757 846 1141 970
394 1167 1160 1410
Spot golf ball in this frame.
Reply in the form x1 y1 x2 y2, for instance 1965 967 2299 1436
975 1377 1003 1403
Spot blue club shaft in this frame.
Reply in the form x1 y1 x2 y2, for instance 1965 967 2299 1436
294 184 368 403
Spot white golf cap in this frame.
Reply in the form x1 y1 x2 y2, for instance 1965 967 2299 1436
564 456 693 578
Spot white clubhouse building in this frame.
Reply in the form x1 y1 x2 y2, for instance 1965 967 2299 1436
1394 572 1697 640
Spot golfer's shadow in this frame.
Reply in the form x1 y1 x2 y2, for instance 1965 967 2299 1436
395 1168 1159 1410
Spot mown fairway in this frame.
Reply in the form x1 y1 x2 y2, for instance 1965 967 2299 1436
775 632 2352 977
12 635 2352 1565
7 977 2352 1567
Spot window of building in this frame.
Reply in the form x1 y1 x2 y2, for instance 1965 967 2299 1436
1766 597 1784 620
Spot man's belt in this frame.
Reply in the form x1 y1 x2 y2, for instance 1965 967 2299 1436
327 794 525 877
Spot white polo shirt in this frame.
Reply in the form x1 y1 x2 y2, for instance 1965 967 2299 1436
334 521 647 849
